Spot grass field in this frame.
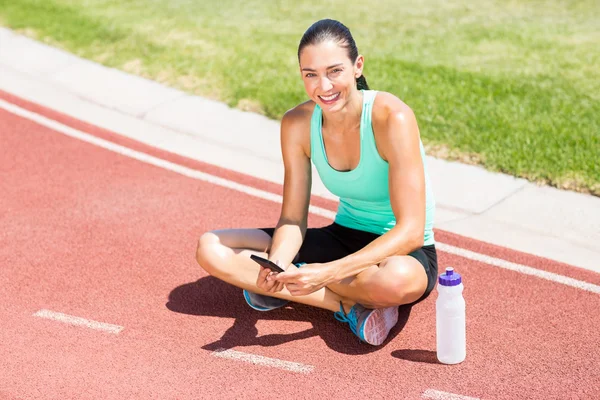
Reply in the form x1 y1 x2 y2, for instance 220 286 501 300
1 0 598 195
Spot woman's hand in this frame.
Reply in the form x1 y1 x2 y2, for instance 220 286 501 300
255 260 286 293
269 263 337 296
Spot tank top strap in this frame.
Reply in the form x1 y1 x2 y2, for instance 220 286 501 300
359 90 384 165
361 89 378 126
309 101 324 165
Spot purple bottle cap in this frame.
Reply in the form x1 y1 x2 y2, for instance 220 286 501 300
438 267 462 286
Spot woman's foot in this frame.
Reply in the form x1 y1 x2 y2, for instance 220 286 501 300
334 302 399 345
242 262 305 312
243 290 289 311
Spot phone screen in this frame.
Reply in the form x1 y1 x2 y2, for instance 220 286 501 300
250 255 285 273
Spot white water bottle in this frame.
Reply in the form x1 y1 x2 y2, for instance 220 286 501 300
436 267 466 364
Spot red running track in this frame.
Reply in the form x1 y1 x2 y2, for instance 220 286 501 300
1 91 599 400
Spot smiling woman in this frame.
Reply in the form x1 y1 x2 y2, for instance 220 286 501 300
298 19 370 94
195 19 438 347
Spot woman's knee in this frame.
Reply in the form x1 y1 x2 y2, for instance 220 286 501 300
196 230 218 254
196 231 225 274
195 230 268 277
369 257 427 306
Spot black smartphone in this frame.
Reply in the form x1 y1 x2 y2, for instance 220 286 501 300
250 254 285 273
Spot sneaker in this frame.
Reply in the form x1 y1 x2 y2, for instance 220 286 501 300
243 290 289 311
334 302 399 346
243 262 305 311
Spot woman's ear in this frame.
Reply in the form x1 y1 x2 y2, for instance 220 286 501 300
354 55 365 78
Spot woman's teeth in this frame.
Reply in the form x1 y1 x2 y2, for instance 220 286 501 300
319 93 340 101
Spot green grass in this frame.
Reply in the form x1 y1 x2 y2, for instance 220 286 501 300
1 0 598 194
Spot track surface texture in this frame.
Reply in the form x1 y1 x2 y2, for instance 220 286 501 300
1 92 598 400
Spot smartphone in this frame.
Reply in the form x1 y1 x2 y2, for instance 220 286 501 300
250 254 285 273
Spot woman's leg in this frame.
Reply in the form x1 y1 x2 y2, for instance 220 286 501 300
329 255 430 311
195 229 344 312
197 227 434 346
196 228 429 309
325 253 432 346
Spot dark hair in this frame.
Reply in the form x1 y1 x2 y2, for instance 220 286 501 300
297 19 369 90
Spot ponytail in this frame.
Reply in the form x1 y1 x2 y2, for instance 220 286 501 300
356 75 369 90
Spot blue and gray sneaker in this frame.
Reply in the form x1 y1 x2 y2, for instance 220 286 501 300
243 290 289 311
334 302 399 346
243 262 305 312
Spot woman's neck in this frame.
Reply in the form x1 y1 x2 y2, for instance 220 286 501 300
321 89 363 133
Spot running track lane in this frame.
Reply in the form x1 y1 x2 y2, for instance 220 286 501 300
0 93 599 400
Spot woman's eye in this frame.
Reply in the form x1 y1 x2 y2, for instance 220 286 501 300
332 68 342 73
306 73 316 78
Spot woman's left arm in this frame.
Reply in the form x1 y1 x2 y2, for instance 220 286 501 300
324 98 426 283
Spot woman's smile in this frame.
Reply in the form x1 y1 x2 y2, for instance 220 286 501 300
318 92 340 104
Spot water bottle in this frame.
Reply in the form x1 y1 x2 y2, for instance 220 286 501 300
436 267 466 364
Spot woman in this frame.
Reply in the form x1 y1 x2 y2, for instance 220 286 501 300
196 19 437 346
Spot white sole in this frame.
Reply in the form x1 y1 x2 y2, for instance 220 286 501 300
362 306 399 346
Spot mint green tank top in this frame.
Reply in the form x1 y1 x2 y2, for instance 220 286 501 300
310 90 435 245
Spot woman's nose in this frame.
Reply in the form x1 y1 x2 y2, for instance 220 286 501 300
320 77 333 92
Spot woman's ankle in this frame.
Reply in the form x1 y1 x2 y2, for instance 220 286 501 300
340 300 356 314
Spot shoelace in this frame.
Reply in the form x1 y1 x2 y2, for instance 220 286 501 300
333 301 359 337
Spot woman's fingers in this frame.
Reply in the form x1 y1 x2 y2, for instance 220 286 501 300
256 267 275 290
267 274 285 293
275 281 285 293
256 265 287 293
285 282 300 295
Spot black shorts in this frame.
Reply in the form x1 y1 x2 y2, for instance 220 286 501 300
259 222 438 302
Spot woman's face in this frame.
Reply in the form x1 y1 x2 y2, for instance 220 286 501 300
299 40 364 112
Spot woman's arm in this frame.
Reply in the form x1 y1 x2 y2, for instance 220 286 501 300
268 105 313 267
325 94 426 283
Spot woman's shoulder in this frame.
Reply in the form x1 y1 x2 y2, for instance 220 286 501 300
371 91 417 129
283 100 315 122
281 100 316 133
372 91 415 120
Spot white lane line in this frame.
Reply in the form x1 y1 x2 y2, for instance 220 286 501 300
33 309 124 334
212 348 314 374
437 243 600 294
2 99 598 296
0 98 286 203
422 389 480 400
0 98 331 220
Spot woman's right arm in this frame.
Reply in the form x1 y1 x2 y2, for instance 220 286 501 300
268 106 312 268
